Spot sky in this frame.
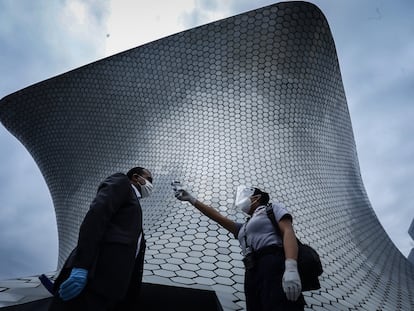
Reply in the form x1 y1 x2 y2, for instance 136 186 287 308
0 0 413 280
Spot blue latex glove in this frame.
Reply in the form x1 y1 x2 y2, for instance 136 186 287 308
59 267 88 301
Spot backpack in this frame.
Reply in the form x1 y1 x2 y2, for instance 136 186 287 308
266 204 323 291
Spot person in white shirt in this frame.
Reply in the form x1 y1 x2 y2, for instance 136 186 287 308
175 185 305 311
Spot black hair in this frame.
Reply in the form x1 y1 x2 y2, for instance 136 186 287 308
253 188 270 205
126 167 146 180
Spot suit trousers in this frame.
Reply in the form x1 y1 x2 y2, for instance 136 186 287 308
48 241 146 311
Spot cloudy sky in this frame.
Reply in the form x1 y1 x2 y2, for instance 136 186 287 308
0 0 413 280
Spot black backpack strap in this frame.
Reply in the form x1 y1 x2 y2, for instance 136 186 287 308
266 203 302 245
266 203 282 237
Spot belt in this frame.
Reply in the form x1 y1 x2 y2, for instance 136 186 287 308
252 244 283 259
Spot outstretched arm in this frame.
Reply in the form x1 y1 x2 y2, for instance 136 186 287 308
175 190 238 236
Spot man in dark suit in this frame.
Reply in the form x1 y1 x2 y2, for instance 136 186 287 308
48 167 153 310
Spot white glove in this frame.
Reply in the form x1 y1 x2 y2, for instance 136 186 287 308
282 259 302 301
174 189 197 204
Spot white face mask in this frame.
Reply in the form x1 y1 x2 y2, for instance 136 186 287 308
138 177 153 198
235 197 252 214
234 186 255 214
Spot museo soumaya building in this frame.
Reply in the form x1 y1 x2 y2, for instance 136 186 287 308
0 1 413 310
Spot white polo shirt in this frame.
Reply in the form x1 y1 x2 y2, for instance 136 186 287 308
235 202 291 256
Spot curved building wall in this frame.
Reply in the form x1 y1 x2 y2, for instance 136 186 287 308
0 1 413 310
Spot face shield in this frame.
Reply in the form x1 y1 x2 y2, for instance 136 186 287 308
234 185 255 214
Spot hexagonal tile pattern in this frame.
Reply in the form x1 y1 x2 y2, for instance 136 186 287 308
0 1 413 310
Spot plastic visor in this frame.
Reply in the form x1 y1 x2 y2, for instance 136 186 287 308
234 185 255 206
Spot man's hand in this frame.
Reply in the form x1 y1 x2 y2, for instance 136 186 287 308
174 189 197 204
282 259 302 301
59 268 88 301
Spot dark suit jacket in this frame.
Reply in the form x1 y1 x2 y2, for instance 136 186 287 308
54 173 143 302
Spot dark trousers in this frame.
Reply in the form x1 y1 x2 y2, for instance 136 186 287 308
244 248 305 311
110 241 146 311
49 243 146 311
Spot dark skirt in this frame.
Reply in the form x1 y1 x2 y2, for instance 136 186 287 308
244 245 306 311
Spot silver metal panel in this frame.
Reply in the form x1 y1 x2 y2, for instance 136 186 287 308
1 2 413 310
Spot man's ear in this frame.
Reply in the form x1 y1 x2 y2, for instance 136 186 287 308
133 174 140 182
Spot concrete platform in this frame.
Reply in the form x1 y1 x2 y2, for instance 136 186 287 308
1 281 225 311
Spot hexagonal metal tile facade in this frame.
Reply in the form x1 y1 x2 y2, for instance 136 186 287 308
1 2 413 310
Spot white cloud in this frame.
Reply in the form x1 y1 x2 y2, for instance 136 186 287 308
179 0 232 29
105 0 196 56
0 0 109 279
0 0 109 97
